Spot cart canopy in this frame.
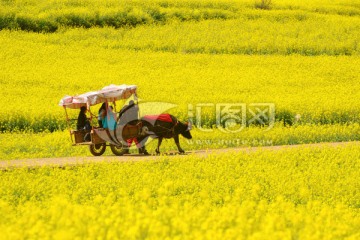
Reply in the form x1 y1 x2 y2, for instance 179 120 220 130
59 84 137 109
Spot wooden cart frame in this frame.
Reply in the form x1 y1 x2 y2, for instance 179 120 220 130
59 84 140 156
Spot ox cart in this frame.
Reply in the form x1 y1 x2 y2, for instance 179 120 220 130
59 84 146 156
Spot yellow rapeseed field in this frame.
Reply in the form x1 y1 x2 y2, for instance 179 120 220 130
1 145 360 239
1 123 360 160
0 0 360 238
0 0 359 133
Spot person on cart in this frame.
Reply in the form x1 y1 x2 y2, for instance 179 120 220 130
77 106 91 141
98 103 117 131
59 84 147 156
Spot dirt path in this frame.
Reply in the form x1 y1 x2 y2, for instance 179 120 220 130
1 141 359 170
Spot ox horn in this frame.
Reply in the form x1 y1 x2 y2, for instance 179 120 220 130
187 121 192 131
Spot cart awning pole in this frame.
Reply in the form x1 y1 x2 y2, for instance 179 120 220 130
63 106 73 143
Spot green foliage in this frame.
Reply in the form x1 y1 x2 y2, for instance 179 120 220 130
0 14 58 33
0 2 237 32
277 110 295 126
1 0 360 33
255 0 272 10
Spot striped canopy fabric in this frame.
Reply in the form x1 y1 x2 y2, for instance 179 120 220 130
59 84 137 109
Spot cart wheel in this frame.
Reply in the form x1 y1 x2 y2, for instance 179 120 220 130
89 143 106 156
110 144 124 156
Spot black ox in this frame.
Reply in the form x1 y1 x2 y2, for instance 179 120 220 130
138 114 192 154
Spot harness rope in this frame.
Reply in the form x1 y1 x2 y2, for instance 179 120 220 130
151 120 178 136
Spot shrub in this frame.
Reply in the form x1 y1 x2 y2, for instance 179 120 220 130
255 0 273 10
